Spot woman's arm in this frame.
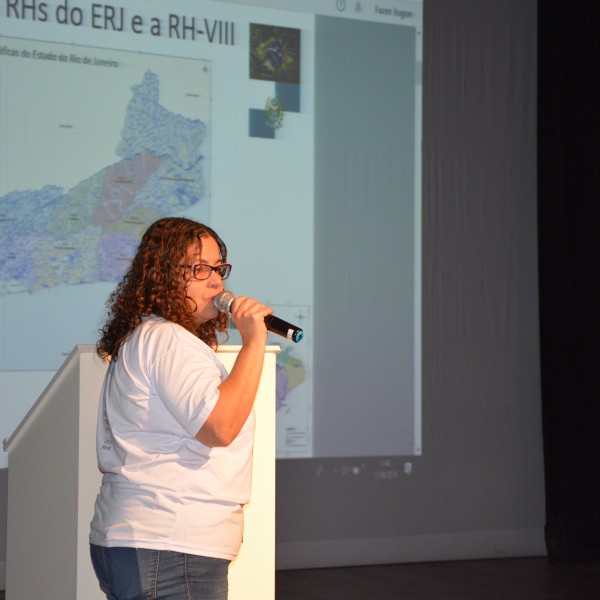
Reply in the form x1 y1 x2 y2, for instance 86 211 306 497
196 296 271 447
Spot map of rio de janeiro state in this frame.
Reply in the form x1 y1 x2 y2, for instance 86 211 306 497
0 70 207 295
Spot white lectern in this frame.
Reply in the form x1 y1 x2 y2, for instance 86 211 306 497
3 344 278 600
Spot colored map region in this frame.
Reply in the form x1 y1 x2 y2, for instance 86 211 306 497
276 346 306 411
0 39 211 371
0 69 207 295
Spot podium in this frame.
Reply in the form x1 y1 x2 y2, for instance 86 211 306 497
3 344 278 600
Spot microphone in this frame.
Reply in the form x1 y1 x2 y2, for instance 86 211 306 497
214 291 304 343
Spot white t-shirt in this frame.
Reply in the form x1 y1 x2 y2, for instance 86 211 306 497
89 316 255 561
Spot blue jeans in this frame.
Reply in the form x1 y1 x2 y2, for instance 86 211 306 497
90 544 230 600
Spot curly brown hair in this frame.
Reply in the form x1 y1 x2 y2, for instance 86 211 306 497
97 217 230 360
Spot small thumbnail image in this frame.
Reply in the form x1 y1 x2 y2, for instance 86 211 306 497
249 23 301 84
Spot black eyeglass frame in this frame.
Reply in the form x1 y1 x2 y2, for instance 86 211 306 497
180 263 232 281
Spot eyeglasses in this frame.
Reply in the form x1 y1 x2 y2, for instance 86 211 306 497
181 263 232 281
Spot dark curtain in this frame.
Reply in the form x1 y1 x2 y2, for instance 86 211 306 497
538 1 600 561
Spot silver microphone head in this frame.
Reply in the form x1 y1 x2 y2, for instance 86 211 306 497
214 290 235 313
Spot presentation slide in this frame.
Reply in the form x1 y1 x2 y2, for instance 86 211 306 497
0 0 422 469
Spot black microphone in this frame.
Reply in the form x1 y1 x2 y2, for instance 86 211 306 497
214 291 304 343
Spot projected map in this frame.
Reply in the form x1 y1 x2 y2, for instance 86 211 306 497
0 39 211 370
0 70 208 295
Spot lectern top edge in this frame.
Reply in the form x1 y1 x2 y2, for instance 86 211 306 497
3 344 280 453
3 345 100 452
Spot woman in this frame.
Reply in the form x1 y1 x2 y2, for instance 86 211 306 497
89 217 272 600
